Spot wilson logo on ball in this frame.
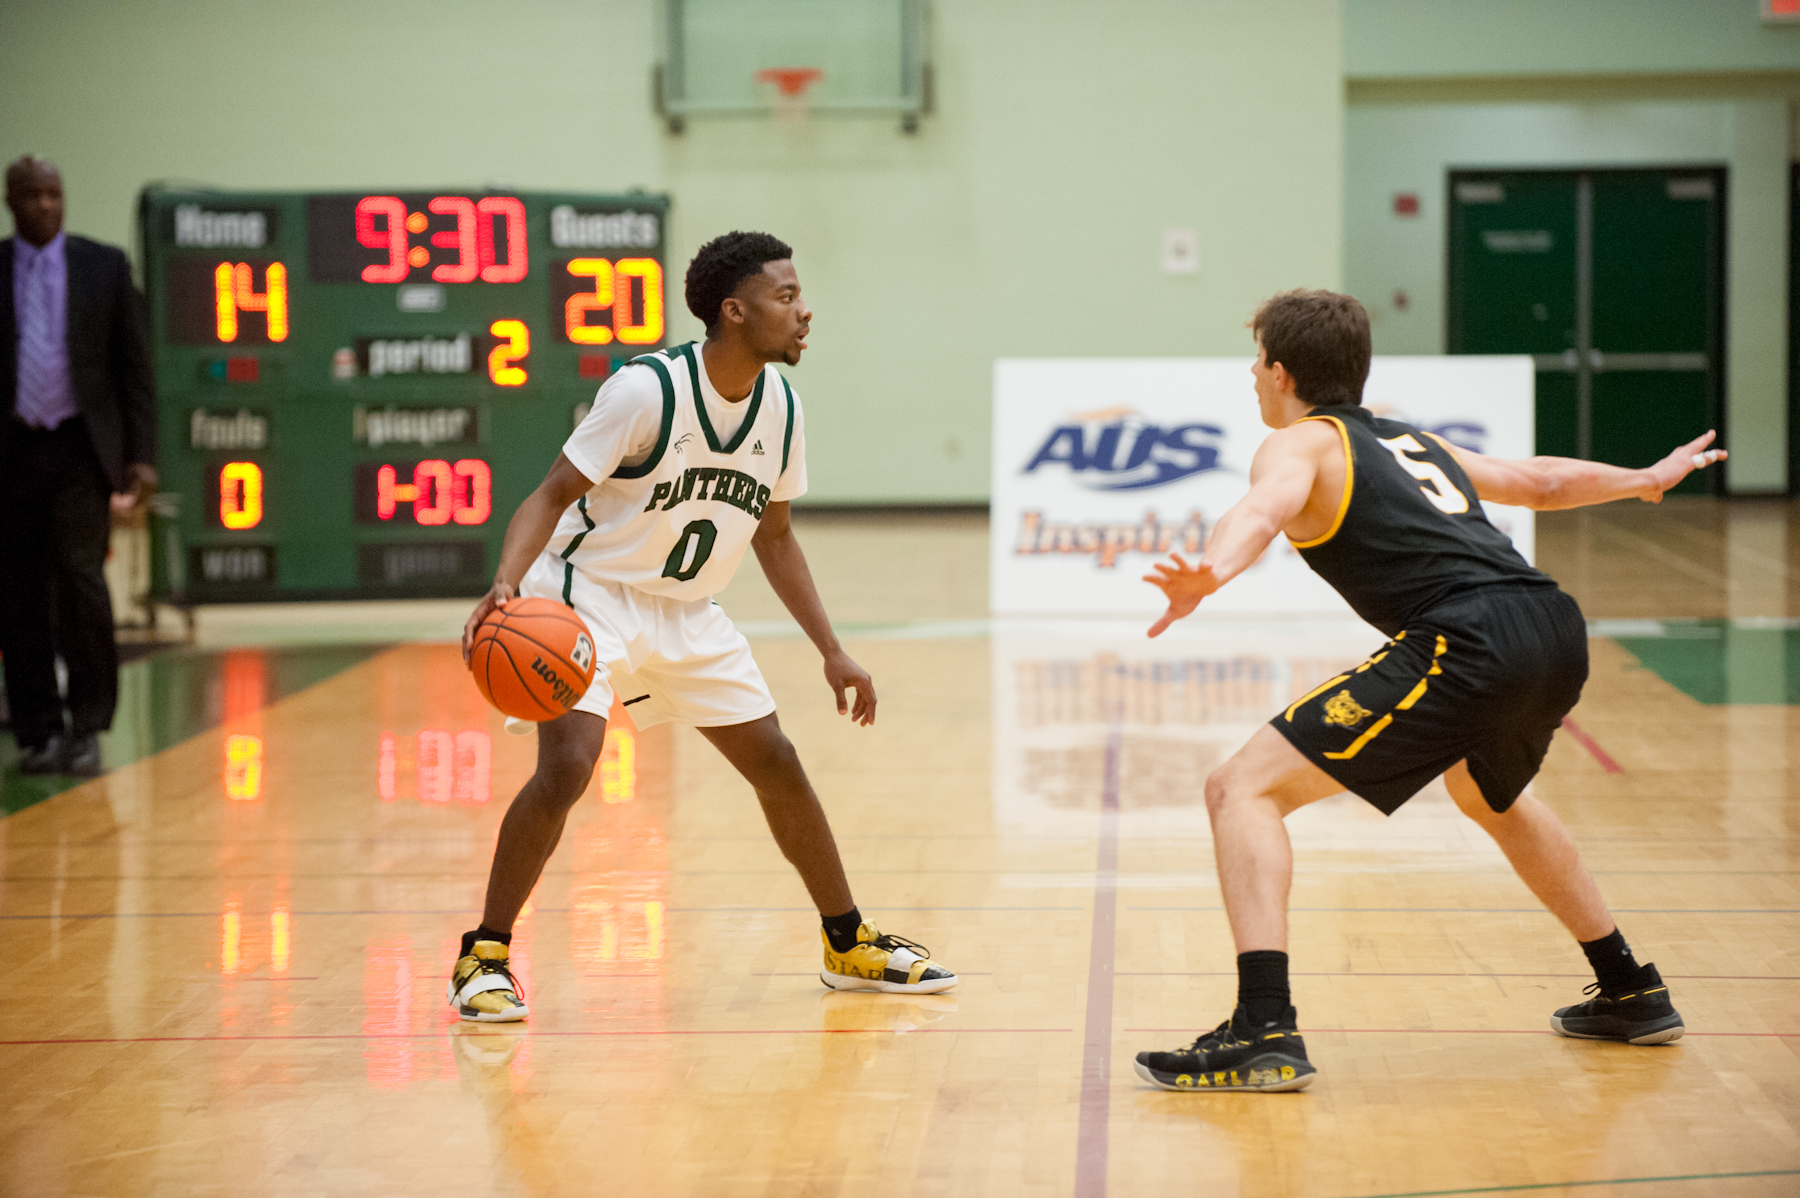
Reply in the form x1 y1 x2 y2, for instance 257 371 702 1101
570 633 594 672
531 656 579 709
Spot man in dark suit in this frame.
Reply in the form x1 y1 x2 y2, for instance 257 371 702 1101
2 155 156 776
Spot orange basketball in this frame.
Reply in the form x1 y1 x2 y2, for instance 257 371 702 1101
468 598 598 721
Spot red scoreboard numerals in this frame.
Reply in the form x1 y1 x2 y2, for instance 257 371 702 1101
564 258 664 345
428 196 479 283
219 461 264 529
213 263 288 342
355 196 410 283
477 197 528 283
376 459 492 526
355 195 528 285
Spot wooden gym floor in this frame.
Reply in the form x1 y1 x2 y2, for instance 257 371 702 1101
2 501 1797 1197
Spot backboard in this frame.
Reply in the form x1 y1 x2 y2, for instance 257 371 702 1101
657 0 930 132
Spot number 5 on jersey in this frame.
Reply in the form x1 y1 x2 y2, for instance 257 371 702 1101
1377 434 1469 514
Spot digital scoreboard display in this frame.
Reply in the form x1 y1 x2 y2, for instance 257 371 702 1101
141 187 670 601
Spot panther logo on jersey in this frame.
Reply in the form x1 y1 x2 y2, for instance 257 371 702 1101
1322 690 1373 728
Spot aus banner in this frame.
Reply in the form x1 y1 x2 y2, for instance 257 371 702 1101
990 356 1535 617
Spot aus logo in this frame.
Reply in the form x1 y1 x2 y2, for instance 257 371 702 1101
1367 405 1488 454
1023 411 1225 491
1422 422 1486 453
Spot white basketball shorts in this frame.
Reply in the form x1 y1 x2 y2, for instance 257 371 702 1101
516 552 777 729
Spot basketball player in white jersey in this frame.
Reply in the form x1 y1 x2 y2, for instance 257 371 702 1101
447 232 956 1021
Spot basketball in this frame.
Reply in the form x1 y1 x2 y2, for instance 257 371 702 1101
468 597 598 721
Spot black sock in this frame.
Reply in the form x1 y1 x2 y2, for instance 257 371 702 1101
821 907 865 953
1580 927 1642 993
1236 950 1291 1026
460 925 514 959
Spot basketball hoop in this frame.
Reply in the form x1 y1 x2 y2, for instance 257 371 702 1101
755 67 824 122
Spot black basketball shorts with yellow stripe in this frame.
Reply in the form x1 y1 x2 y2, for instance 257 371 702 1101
1273 584 1589 816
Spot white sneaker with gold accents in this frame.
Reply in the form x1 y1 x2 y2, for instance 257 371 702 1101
447 940 529 1022
820 922 957 994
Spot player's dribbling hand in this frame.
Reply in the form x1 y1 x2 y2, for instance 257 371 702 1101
1143 553 1222 638
824 650 876 726
462 580 517 664
1641 430 1726 503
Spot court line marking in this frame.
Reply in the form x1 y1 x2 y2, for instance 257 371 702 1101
1559 716 1624 773
1074 730 1121 1198
16 833 1799 848
1115 972 1800 981
14 905 1795 922
8 868 1800 880
1127 1028 1800 1038
0 1027 1074 1047
1331 1167 1800 1198
0 905 1084 920
1127 907 1800 914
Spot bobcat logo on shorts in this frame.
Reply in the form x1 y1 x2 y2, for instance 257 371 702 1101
1322 689 1373 728
570 633 594 673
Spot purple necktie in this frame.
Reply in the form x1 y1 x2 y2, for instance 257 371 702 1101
16 249 64 429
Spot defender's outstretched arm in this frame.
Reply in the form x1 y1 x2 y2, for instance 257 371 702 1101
1143 425 1328 637
1437 430 1726 512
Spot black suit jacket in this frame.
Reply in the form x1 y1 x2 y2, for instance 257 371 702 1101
0 234 156 491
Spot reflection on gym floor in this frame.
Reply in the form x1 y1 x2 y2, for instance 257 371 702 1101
1 580 1796 1193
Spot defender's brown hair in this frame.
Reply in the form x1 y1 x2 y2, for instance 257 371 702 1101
1250 289 1372 407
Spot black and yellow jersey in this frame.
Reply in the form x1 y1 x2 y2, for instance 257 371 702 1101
1288 403 1553 636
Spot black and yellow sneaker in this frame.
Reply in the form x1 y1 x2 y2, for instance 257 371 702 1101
821 921 958 994
1552 963 1684 1045
1134 1006 1316 1092
446 940 528 1022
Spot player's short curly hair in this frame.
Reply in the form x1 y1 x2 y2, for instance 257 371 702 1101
1250 290 1371 407
684 231 794 332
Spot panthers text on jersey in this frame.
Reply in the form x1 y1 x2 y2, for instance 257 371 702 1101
550 341 807 602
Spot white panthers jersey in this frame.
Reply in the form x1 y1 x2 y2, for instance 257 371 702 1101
549 342 807 602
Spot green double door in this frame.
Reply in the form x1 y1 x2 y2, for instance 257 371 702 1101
1448 169 1725 494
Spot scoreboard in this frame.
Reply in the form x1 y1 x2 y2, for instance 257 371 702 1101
139 186 671 602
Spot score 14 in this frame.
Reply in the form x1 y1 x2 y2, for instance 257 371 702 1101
214 263 288 342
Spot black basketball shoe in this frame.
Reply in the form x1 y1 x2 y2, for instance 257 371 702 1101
1133 1006 1316 1092
1551 963 1684 1045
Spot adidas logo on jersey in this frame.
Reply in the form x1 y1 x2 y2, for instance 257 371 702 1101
751 440 765 455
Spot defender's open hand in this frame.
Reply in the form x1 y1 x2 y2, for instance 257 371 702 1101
824 649 877 726
1641 431 1727 503
462 580 517 664
1144 553 1223 638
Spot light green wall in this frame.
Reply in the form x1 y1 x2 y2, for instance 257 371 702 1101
1347 0 1800 79
1344 91 1793 493
0 0 1343 504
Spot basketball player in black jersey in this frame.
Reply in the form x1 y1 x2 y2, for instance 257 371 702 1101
1132 290 1725 1093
